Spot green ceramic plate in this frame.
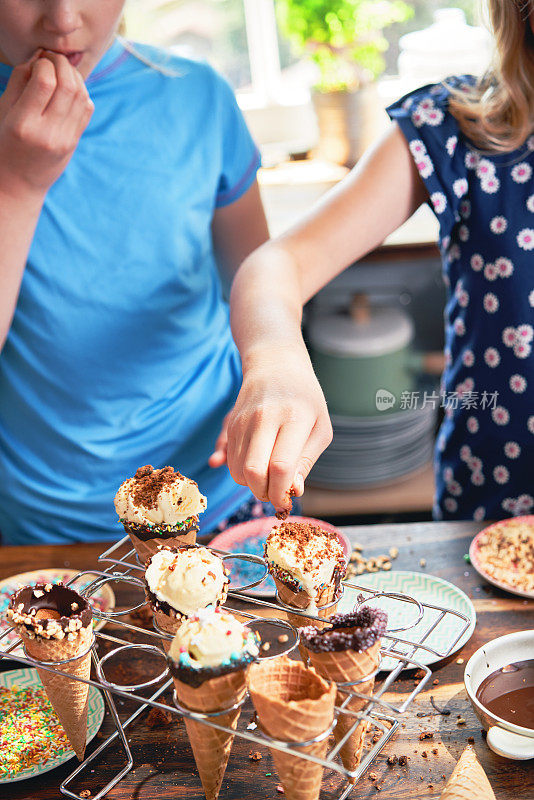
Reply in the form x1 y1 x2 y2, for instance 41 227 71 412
339 570 476 671
0 667 105 783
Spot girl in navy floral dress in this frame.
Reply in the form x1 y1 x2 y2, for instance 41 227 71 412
235 0 533 521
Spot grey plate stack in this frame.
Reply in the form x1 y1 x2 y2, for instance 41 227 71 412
309 404 437 488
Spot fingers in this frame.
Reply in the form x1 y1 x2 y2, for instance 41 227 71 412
209 414 230 468
39 51 81 119
266 417 315 510
239 420 281 501
291 419 333 497
0 50 43 108
15 57 58 118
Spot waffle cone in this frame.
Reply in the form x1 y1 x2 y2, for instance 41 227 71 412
152 608 182 653
274 578 338 662
441 745 496 800
307 640 381 780
248 656 336 800
125 525 197 565
22 624 93 760
173 667 248 800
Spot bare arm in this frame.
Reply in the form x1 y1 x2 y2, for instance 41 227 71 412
0 51 93 349
226 122 429 509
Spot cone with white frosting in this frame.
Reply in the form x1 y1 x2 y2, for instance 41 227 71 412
300 607 387 781
248 656 337 800
167 609 259 800
440 745 496 800
114 465 207 564
7 582 94 760
144 545 229 652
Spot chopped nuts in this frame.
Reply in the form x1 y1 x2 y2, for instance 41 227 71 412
249 751 262 761
261 642 271 652
389 547 399 559
277 634 289 643
420 559 426 568
456 658 464 665
457 717 466 725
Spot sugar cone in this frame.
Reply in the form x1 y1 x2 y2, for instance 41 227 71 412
275 578 338 662
152 608 182 653
441 745 496 800
248 656 336 800
173 668 248 800
124 524 197 566
307 639 381 780
22 624 93 760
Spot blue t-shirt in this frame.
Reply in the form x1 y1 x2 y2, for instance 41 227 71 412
0 40 261 544
388 79 534 521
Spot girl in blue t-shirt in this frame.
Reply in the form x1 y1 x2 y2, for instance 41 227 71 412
0 1 331 544
233 0 534 522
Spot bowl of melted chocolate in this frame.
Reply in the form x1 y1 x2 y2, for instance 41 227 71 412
464 630 534 760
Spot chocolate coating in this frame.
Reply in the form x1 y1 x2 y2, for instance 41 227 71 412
167 648 258 688
8 582 92 637
300 606 388 653
122 518 198 542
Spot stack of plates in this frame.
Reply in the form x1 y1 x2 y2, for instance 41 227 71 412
309 404 436 488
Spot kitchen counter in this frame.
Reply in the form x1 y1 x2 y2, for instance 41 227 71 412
2 521 531 799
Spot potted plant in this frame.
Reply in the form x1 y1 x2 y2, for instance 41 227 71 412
276 0 413 166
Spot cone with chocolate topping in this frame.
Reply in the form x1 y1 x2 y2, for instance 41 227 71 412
115 465 207 564
300 607 388 781
7 582 94 760
248 656 336 800
167 609 259 800
440 745 496 799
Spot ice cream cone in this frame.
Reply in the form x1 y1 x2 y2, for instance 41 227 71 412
307 639 381 780
275 578 338 662
173 667 248 800
440 745 496 800
152 608 182 653
248 656 336 800
125 522 197 566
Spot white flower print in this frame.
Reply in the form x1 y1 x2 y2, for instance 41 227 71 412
409 139 425 156
448 243 461 262
490 215 507 234
465 151 479 170
470 253 484 272
484 262 498 281
528 135 534 150
462 349 475 367
441 235 450 251
458 291 469 307
509 374 527 393
518 494 534 513
446 135 457 156
460 445 472 462
528 416 534 435
492 406 510 425
417 155 434 179
458 225 469 242
530 290 534 307
467 416 479 433
459 199 471 219
469 456 482 471
481 175 500 193
476 158 495 179
527 195 534 213
502 327 517 347
514 341 531 359
502 497 517 514
430 192 447 214
504 441 521 459
444 497 458 513
454 317 466 336
517 324 533 342
517 228 534 250
443 466 454 482
483 293 499 313
412 99 444 128
493 465 510 484
473 506 485 521
453 178 468 198
471 471 485 486
495 257 513 277
511 162 532 183
448 480 463 497
484 347 500 367
463 377 474 392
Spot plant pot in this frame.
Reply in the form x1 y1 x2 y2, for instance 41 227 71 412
312 84 379 167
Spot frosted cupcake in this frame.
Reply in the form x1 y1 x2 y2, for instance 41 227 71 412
115 465 207 563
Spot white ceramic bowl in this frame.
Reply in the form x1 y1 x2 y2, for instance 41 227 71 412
464 630 534 760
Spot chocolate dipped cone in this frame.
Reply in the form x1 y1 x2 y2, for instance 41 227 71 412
248 656 336 800
300 606 388 781
274 578 339 662
152 608 181 653
8 583 93 760
125 520 197 566
441 745 496 800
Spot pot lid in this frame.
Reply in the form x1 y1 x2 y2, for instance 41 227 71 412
307 306 414 357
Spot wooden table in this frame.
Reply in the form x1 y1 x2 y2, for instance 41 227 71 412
1 522 532 799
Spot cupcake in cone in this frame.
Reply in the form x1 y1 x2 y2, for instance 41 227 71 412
300 606 388 781
7 582 93 760
440 745 496 800
248 656 336 800
144 545 229 651
115 464 207 564
167 608 259 800
265 521 346 658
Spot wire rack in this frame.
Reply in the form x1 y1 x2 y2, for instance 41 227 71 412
0 535 472 800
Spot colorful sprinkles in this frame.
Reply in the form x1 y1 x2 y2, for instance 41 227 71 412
0 684 71 778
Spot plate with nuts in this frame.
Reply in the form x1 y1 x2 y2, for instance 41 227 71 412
469 516 534 599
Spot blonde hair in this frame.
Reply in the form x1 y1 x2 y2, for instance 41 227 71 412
448 0 534 152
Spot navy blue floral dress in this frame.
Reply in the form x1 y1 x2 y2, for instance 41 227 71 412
388 79 534 521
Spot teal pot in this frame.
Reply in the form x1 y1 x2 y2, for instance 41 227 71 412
306 304 438 417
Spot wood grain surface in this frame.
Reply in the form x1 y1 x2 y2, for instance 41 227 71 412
1 521 532 800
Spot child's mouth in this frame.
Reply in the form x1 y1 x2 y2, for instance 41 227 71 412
43 49 84 68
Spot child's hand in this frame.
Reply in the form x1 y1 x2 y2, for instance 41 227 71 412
214 344 333 512
0 50 93 197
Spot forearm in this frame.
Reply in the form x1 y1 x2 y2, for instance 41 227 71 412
0 184 45 349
